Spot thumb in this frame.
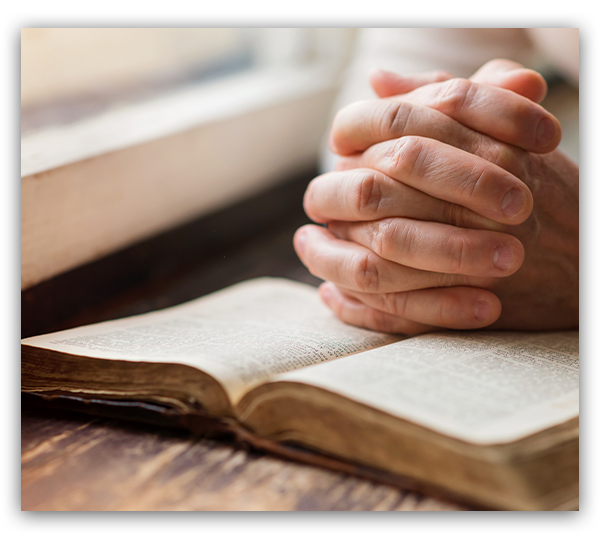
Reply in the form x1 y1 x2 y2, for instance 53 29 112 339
369 67 454 97
369 60 548 103
468 59 548 103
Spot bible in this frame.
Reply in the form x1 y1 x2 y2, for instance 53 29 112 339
21 277 579 511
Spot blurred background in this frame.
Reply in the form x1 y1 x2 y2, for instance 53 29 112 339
21 28 357 132
21 28 578 153
21 29 354 296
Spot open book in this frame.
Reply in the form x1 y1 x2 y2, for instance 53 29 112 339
21 278 579 511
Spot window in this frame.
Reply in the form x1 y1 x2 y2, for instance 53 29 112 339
21 29 358 289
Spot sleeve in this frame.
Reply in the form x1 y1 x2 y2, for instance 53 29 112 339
525 28 579 86
319 28 539 173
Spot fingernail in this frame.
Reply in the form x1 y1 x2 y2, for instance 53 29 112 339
501 188 524 219
536 117 556 147
493 245 513 271
474 300 492 322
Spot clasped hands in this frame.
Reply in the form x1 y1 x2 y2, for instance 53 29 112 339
295 59 579 334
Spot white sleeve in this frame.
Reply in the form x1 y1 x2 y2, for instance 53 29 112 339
320 28 545 172
525 28 579 86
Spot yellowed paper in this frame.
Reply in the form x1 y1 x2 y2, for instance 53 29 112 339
277 330 579 444
22 278 396 404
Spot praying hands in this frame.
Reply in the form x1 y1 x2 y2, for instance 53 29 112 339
295 60 579 334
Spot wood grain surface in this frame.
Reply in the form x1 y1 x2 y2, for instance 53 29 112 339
21 404 466 511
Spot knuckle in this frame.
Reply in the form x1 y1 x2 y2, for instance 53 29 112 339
432 270 474 290
476 137 504 166
399 219 418 257
457 164 487 202
381 143 402 176
436 78 477 114
382 291 410 318
524 154 548 194
351 252 380 292
383 136 426 176
379 101 414 138
447 234 473 273
475 138 526 175
432 271 453 288
354 172 383 218
441 201 469 228
372 219 396 257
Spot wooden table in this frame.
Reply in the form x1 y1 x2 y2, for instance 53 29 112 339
22 403 467 511
21 174 469 511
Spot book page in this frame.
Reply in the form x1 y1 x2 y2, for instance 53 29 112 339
275 330 579 444
22 278 397 404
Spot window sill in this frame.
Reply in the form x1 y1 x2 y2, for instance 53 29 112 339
21 62 340 290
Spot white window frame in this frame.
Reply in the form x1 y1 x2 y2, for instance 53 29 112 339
21 29 358 289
